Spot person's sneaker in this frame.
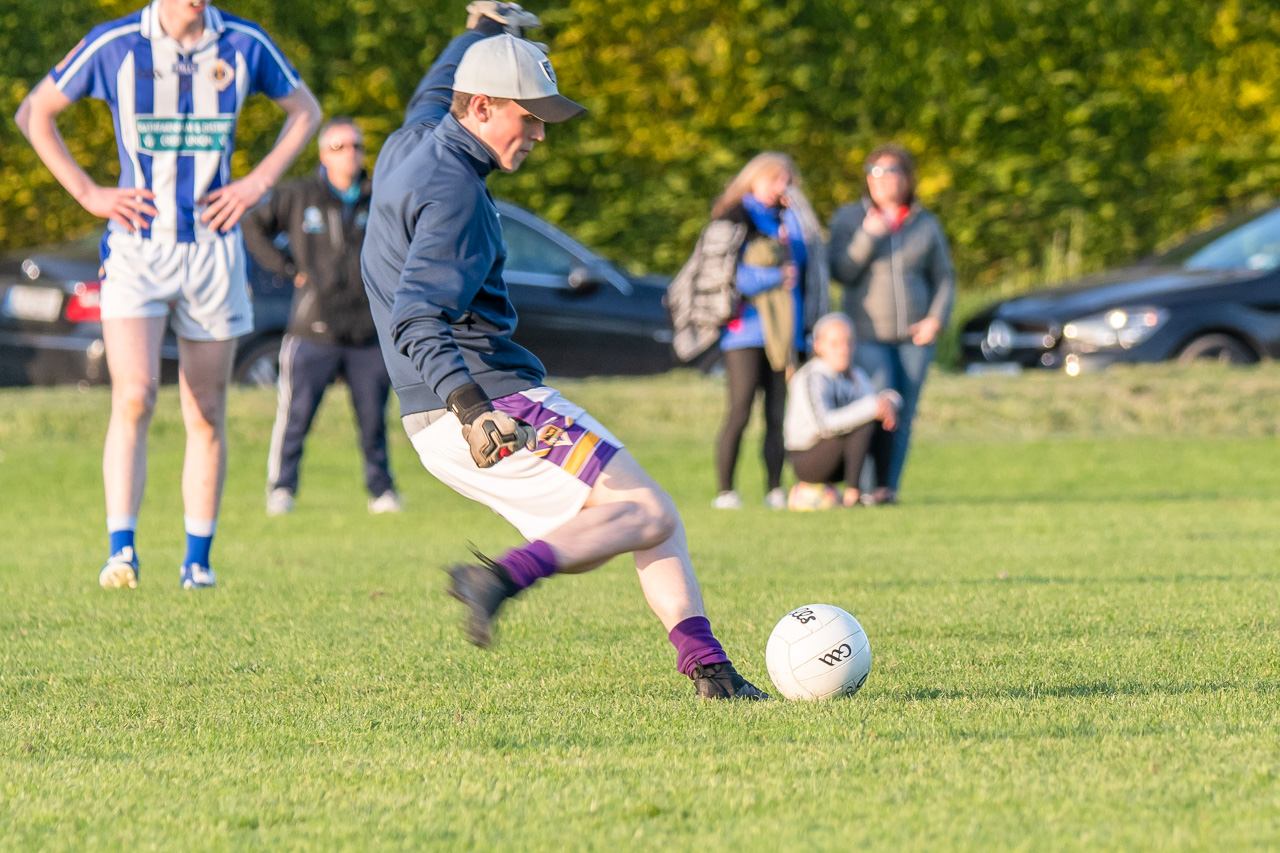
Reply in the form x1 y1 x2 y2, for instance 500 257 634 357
711 490 742 510
691 662 772 700
266 488 295 516
180 562 217 590
445 552 520 648
367 490 403 514
763 487 788 510
99 546 139 589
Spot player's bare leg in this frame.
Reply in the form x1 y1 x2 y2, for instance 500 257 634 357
174 337 236 588
446 449 768 699
99 316 166 587
544 450 704 628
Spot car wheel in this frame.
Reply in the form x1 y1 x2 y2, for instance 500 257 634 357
234 337 282 387
1175 333 1259 365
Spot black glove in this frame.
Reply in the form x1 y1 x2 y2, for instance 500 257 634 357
448 383 537 468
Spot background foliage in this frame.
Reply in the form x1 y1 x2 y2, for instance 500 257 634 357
3 0 1280 289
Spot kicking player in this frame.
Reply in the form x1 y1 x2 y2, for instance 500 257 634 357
361 6 769 700
16 0 322 589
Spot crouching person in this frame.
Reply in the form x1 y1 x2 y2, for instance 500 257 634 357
784 313 901 509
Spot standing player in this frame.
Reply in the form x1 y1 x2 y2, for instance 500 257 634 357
362 7 769 700
15 0 322 589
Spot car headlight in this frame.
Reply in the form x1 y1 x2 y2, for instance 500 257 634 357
1061 307 1168 351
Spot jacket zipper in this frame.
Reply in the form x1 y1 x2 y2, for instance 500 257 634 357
890 229 907 340
327 208 343 254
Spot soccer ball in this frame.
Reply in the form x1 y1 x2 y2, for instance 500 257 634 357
787 482 840 511
765 603 871 701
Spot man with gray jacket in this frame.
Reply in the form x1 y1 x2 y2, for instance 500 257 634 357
828 144 955 503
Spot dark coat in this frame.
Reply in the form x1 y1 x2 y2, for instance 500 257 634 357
241 169 378 346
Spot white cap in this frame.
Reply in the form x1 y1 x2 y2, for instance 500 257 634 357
454 34 586 123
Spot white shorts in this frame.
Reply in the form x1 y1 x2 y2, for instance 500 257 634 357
406 386 625 540
100 230 253 341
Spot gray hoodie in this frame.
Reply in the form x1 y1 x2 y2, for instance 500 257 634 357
785 357 899 451
828 200 956 344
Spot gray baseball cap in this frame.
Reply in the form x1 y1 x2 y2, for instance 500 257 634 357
454 34 586 123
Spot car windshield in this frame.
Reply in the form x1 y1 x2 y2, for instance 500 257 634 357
1157 207 1280 272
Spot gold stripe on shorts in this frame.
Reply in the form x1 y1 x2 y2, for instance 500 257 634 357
562 432 602 477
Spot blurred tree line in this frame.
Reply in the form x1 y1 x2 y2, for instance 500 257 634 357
3 0 1280 290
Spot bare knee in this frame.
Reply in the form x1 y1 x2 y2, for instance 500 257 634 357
112 380 158 425
631 487 679 549
182 386 228 438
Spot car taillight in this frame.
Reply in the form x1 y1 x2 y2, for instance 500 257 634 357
65 280 101 323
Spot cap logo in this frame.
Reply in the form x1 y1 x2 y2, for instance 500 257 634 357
540 59 556 85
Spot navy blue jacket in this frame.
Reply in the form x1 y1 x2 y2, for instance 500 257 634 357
360 31 544 415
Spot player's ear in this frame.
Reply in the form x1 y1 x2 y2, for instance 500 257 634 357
470 94 491 123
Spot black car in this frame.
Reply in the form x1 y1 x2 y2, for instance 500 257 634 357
961 206 1280 374
0 202 672 387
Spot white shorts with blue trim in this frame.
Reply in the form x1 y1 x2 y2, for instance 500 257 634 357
99 230 253 341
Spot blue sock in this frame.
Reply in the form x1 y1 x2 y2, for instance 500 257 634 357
109 529 135 557
107 515 137 558
184 517 216 567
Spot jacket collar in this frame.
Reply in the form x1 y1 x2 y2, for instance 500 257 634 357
862 196 923 224
436 113 499 178
316 167 372 200
141 1 225 47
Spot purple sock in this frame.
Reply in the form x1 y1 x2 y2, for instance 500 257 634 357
668 616 731 677
496 540 559 590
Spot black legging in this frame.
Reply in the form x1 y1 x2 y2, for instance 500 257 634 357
717 347 787 492
790 421 892 488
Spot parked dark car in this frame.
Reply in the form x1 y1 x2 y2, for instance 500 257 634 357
961 206 1280 374
0 202 673 387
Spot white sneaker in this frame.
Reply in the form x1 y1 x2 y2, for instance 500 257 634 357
712 490 742 510
266 488 295 516
99 546 139 589
763 488 788 510
368 490 403 514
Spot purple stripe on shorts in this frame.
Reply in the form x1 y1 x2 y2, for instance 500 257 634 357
493 391 620 487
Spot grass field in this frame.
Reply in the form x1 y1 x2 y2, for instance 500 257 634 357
2 365 1279 850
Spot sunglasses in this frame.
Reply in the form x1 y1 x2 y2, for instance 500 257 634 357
328 140 364 152
865 164 904 178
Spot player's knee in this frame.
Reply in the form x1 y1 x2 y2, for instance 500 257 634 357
183 383 229 431
112 381 158 424
634 488 679 547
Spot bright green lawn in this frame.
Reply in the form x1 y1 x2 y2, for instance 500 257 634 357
1 367 1278 851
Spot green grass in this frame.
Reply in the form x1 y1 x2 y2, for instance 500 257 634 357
2 365 1278 851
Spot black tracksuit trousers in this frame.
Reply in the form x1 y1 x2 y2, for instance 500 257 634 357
267 335 395 498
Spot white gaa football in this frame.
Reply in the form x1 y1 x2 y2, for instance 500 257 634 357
765 603 871 701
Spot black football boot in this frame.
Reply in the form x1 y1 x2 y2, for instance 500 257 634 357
692 662 772 700
445 552 521 649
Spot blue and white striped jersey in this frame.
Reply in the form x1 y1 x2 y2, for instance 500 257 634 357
48 1 300 243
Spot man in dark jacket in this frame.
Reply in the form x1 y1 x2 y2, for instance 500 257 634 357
360 6 768 700
242 117 400 516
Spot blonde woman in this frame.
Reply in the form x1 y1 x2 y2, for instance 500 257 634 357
669 153 829 509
